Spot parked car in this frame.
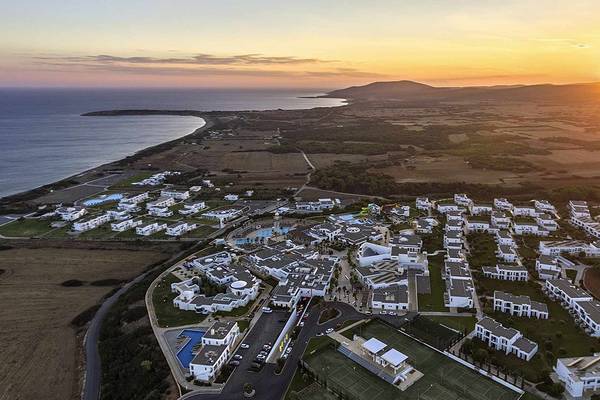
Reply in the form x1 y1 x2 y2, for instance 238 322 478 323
388 312 396 316
249 362 263 371
285 347 293 354
234 354 243 360
299 321 305 327
229 360 240 366
240 343 250 349
262 307 272 313
326 328 334 334
316 332 324 337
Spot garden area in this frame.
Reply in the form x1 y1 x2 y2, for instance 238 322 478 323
417 254 447 312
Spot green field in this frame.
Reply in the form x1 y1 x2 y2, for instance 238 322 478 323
420 315 477 336
151 272 207 327
108 171 156 188
417 254 447 312
467 232 497 268
0 218 54 237
301 320 520 400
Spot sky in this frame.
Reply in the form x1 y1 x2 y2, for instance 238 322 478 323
1 0 599 88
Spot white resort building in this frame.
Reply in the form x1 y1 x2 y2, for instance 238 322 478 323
493 291 548 319
555 354 600 399
189 321 240 382
475 317 538 361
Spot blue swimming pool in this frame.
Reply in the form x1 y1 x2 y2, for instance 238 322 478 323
330 213 373 225
338 214 355 221
176 329 205 368
235 226 290 244
82 193 123 206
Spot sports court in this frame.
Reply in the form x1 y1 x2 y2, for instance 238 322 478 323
302 320 520 400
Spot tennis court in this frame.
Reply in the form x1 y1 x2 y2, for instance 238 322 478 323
302 320 520 400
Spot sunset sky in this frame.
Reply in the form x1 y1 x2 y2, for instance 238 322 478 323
1 0 599 88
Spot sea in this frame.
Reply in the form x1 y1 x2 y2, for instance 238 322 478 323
0 88 344 199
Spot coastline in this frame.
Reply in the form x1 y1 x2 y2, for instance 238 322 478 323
0 95 347 210
0 113 211 207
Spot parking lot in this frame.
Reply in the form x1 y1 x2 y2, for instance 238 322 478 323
223 309 290 389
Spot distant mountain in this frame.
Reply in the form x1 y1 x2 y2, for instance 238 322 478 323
325 80 600 103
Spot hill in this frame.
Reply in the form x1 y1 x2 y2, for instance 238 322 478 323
325 80 600 103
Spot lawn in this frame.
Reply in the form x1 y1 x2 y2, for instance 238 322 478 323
237 319 250 332
427 315 477 334
303 320 519 400
467 232 497 268
109 171 156 188
184 224 217 239
115 227 148 240
565 269 577 283
422 224 444 253
151 272 207 328
0 218 53 237
77 224 118 239
418 254 447 312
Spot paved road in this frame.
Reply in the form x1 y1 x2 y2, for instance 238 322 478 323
82 268 156 400
181 301 367 400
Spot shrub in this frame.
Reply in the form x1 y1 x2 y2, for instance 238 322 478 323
61 279 85 287
473 348 489 363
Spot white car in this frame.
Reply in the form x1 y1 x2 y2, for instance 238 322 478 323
240 343 250 349
262 307 272 313
285 347 293 354
325 328 334 334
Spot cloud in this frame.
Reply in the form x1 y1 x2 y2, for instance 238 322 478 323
530 38 592 49
34 52 336 66
29 52 385 80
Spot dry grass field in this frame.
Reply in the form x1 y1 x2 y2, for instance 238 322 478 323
370 155 525 185
0 247 166 400
584 268 600 300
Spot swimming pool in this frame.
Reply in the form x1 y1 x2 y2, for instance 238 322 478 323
82 193 123 206
235 226 291 244
330 213 373 225
176 329 205 368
